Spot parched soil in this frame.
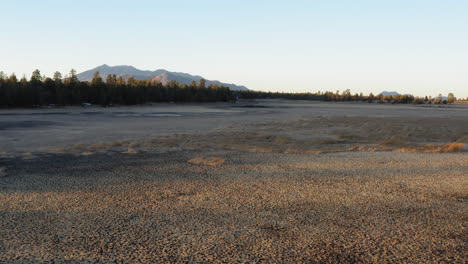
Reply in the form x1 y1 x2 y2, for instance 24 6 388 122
0 101 467 263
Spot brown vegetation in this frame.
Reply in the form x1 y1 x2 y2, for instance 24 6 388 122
394 143 465 153
456 135 468 143
379 136 407 146
188 156 225 166
122 148 138 154
48 115 468 156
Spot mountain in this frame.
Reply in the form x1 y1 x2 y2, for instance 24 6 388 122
434 95 448 101
77 64 248 90
380 91 400 96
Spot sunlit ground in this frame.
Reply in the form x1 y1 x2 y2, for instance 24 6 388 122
1 101 467 262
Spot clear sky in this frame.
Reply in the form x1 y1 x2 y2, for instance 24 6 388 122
1 0 467 97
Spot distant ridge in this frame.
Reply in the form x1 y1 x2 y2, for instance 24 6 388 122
77 65 249 91
379 91 400 96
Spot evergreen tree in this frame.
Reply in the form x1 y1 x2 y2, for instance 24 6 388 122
447 93 455 104
53 71 62 83
91 72 107 105
65 69 78 85
30 69 42 85
8 73 18 83
0 71 7 80
198 79 206 89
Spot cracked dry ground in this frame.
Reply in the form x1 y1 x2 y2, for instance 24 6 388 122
1 148 467 263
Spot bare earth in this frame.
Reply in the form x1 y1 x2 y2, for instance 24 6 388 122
0 100 467 263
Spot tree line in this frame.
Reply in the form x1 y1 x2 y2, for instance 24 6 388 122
236 90 323 101
239 89 458 104
0 69 460 107
0 69 234 107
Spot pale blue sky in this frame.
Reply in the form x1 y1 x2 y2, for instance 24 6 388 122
1 0 467 97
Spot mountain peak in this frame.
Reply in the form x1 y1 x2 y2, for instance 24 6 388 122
380 91 400 96
76 65 248 90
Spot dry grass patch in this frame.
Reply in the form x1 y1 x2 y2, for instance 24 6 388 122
88 142 114 151
337 131 363 142
379 135 407 146
283 148 319 154
456 135 468 143
154 137 181 147
271 135 293 145
38 114 468 157
247 147 274 153
52 143 88 153
347 145 386 152
394 143 465 153
21 152 36 160
122 148 138 154
111 140 131 147
283 148 338 154
314 138 345 144
188 156 225 166
127 142 140 148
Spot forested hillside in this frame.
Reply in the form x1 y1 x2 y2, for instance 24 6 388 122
0 70 234 107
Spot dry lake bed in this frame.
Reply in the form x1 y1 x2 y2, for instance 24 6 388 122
1 100 467 263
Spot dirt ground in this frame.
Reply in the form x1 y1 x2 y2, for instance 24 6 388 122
0 100 467 263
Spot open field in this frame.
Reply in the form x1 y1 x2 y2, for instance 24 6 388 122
1 100 467 263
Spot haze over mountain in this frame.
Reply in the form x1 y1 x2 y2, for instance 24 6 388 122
77 65 248 91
